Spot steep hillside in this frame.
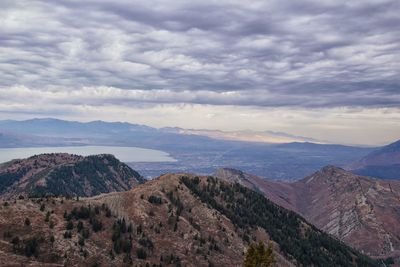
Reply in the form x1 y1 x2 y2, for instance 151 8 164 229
0 153 144 199
216 167 400 261
214 168 297 211
348 140 400 179
0 174 376 266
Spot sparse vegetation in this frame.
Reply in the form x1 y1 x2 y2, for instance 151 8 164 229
0 172 379 267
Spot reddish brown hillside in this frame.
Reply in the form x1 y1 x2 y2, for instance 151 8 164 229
0 175 293 267
0 173 376 266
216 166 400 260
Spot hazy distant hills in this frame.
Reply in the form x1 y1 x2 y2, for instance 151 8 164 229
0 118 377 180
0 173 376 266
215 167 400 260
0 118 219 150
0 130 85 148
162 126 322 143
348 140 400 179
0 153 144 199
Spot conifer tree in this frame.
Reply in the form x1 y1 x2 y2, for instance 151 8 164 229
244 241 275 267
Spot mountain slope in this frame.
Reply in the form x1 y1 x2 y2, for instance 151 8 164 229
348 139 400 179
0 174 376 266
214 168 298 211
0 153 144 198
215 167 400 260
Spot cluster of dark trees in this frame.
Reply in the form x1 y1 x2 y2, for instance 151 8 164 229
33 155 141 197
0 168 27 193
111 217 157 264
11 236 42 258
180 175 378 267
63 204 105 245
112 218 134 255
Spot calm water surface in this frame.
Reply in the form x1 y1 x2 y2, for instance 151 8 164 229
0 146 176 163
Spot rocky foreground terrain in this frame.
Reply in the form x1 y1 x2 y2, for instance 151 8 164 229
216 166 400 262
0 153 145 199
0 174 376 266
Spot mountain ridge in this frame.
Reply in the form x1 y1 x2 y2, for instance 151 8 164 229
348 139 400 179
0 173 377 266
215 166 400 260
0 153 145 199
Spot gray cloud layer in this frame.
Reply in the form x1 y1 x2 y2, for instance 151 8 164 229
0 0 399 108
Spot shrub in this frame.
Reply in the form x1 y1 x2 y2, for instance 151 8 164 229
63 231 72 239
45 211 50 222
77 221 84 232
148 195 163 204
122 239 132 253
3 230 12 238
24 237 41 257
82 229 90 239
91 218 102 232
105 208 112 217
138 237 154 250
66 220 74 230
78 236 85 246
136 247 147 259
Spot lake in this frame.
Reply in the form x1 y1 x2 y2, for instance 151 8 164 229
0 146 176 163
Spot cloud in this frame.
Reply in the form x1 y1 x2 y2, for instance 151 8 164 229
0 0 399 145
0 0 399 108
1 85 400 109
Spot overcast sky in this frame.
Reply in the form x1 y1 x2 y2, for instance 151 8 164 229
0 0 399 145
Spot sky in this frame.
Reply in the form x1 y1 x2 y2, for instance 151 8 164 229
0 0 399 146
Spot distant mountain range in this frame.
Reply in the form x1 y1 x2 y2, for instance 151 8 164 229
215 166 400 260
347 140 400 179
0 118 380 180
0 153 144 198
163 127 323 144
